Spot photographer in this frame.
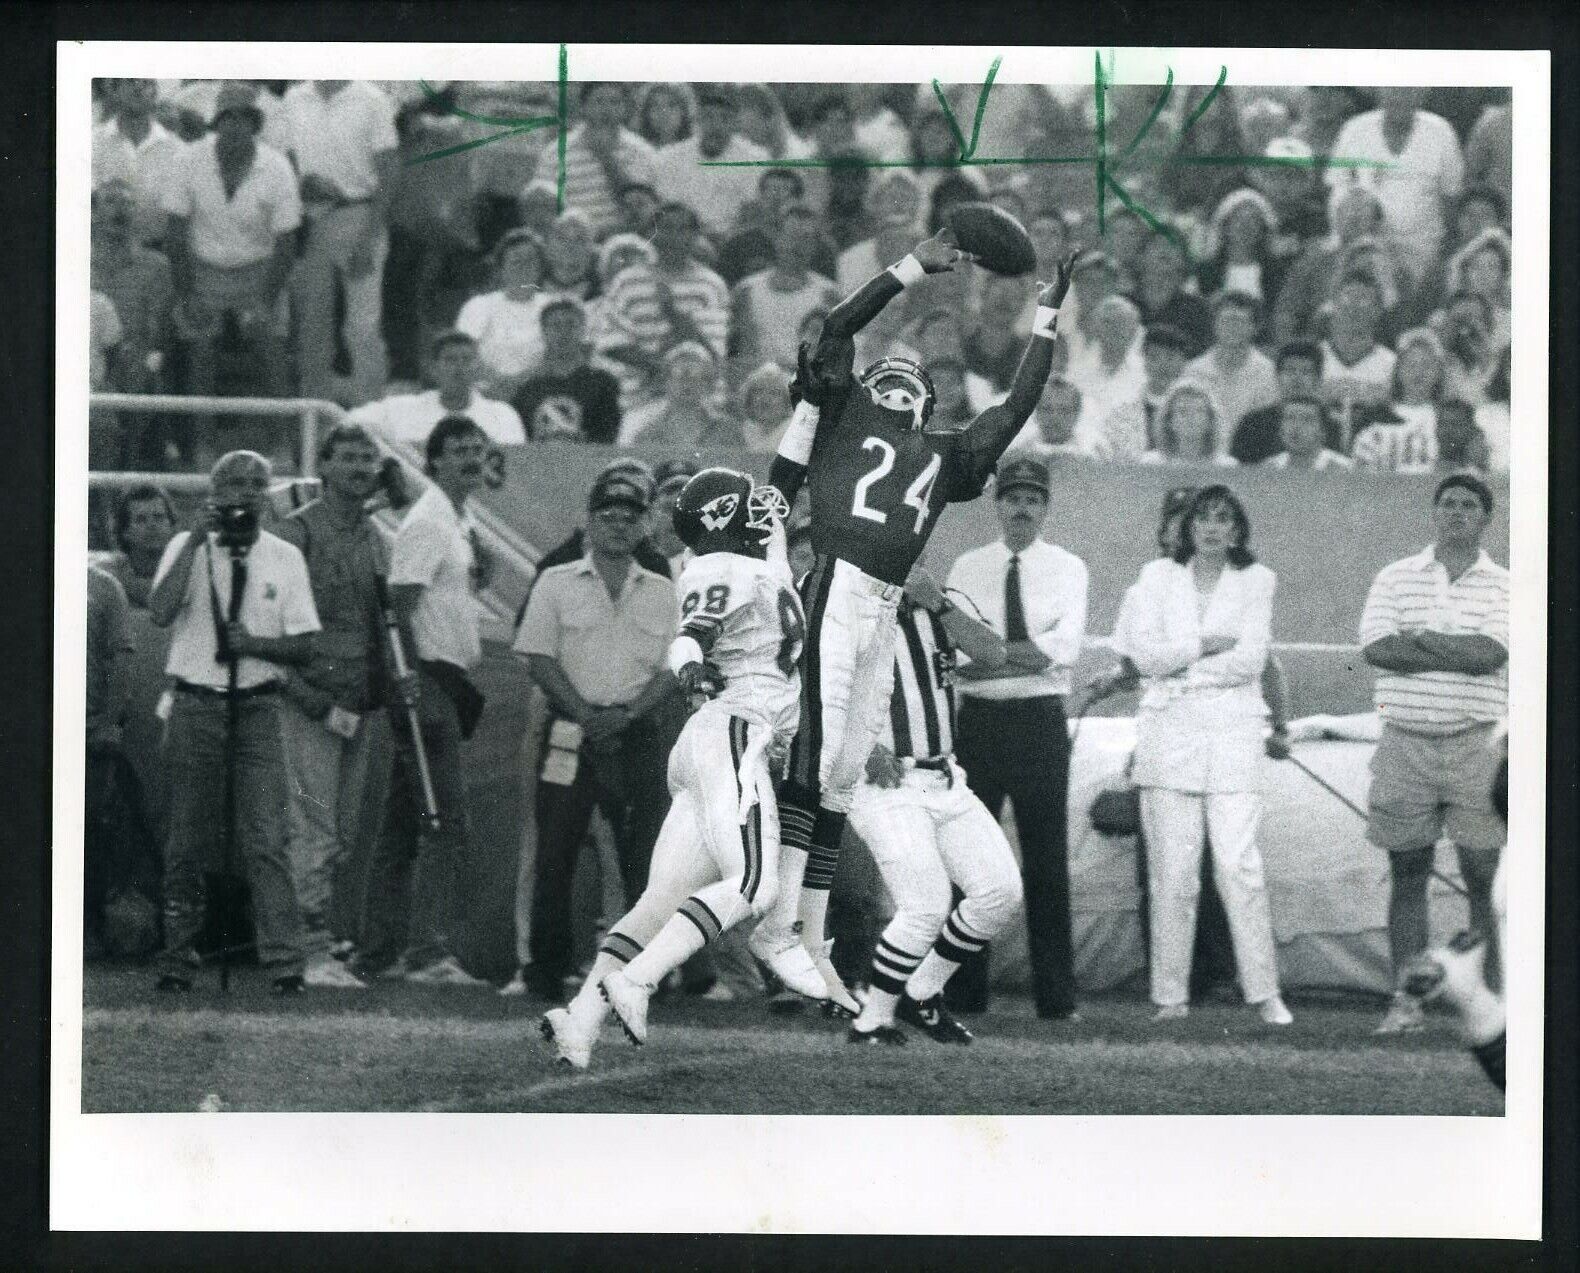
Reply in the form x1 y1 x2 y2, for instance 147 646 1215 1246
147 450 320 994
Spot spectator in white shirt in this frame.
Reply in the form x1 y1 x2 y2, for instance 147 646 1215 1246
353 417 493 986
731 205 840 369
1141 379 1239 468
735 84 815 164
738 361 793 454
1263 396 1356 471
1321 272 1398 424
621 342 743 449
92 78 186 247
1114 484 1293 1025
1096 323 1192 461
1068 294 1146 440
1181 292 1279 451
653 84 768 239
1326 88 1465 286
1016 376 1089 459
455 228 551 400
280 79 399 405
541 210 600 302
945 453 1088 1020
350 329 525 448
1352 326 1443 473
846 83 911 164
163 83 300 404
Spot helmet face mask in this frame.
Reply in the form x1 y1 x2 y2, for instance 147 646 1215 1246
860 357 936 432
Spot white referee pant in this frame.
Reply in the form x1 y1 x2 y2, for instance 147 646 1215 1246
790 556 901 815
848 760 1023 961
606 707 781 952
1139 788 1281 1008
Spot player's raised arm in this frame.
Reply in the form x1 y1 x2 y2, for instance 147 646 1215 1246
768 232 971 505
955 251 1079 491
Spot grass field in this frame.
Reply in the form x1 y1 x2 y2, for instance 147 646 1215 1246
79 966 1501 1116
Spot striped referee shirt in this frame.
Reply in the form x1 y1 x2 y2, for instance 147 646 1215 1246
1359 545 1509 734
879 603 958 762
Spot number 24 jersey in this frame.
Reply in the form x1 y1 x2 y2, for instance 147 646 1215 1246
677 550 806 739
806 371 989 587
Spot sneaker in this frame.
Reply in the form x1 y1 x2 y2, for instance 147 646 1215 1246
1153 1004 1190 1021
747 925 830 1002
898 994 974 1044
304 956 367 989
1374 992 1426 1035
404 955 487 987
271 974 306 996
497 969 530 998
1257 995 1294 1026
155 972 193 993
599 970 650 1046
846 1024 908 1046
329 939 357 963
539 1008 593 1070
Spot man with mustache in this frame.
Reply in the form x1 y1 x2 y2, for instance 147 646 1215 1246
273 424 402 987
943 454 1089 1021
352 416 492 986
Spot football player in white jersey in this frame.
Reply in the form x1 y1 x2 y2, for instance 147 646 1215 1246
541 468 804 1067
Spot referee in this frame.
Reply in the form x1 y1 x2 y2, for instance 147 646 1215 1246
945 454 1089 1020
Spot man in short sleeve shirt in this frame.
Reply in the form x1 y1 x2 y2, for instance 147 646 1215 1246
146 450 320 993
354 417 491 985
1360 473 1508 1034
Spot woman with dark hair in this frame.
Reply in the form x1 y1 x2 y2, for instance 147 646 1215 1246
634 83 696 149
1114 485 1292 1025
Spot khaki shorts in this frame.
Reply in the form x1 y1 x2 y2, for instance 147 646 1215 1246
1366 721 1504 852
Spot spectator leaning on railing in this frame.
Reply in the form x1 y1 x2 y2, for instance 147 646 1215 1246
1262 395 1355 471
350 329 525 448
511 297 623 444
146 450 320 996
1360 473 1508 1036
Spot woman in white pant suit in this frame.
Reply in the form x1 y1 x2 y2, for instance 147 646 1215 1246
1115 484 1293 1025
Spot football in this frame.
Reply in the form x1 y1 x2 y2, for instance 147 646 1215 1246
946 201 1037 276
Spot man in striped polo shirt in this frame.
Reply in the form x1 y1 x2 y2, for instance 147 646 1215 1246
843 565 1023 1045
1360 473 1509 1035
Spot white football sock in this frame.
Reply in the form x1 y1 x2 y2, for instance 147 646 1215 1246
854 986 899 1031
905 950 962 1003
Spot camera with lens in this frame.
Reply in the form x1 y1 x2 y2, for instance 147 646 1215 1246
212 501 259 549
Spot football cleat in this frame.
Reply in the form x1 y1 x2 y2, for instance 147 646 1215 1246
304 956 367 989
539 1008 593 1070
846 1024 909 1046
814 943 864 1018
899 994 974 1044
598 970 650 1046
747 926 830 1002
1373 992 1426 1035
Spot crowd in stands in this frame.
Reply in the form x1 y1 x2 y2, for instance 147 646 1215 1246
89 77 1513 476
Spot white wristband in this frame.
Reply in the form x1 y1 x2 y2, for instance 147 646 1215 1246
667 635 704 676
1032 306 1060 340
888 254 926 288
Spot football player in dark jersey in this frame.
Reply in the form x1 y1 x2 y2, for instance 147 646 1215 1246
747 232 1080 1013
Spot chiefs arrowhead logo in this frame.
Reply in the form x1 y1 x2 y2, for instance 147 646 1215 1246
699 492 740 531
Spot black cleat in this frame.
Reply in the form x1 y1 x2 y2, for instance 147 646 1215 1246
820 997 859 1021
270 974 306 996
898 994 974 1044
846 1024 908 1046
155 973 193 993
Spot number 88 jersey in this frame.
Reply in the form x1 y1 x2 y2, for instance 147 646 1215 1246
806 382 986 587
676 550 805 739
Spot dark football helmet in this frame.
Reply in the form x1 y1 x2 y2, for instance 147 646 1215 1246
859 356 936 432
673 467 787 556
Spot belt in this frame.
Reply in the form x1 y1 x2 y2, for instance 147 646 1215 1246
175 680 280 700
902 755 954 786
824 556 904 603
